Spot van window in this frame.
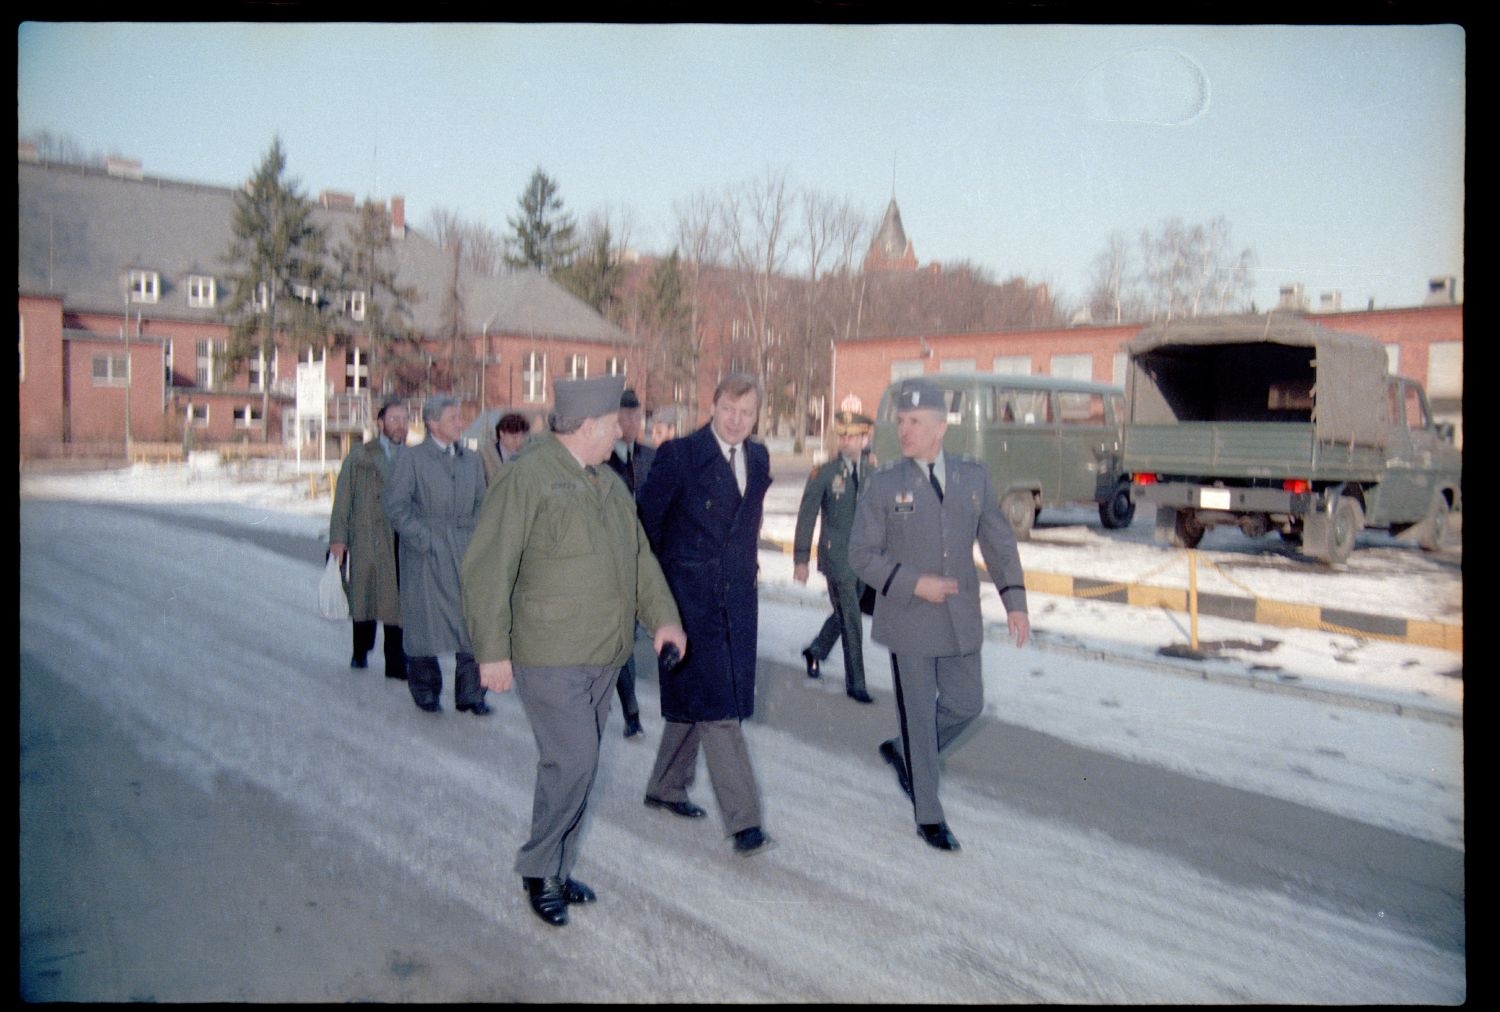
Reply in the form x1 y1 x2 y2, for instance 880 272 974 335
1058 391 1108 426
997 387 1051 425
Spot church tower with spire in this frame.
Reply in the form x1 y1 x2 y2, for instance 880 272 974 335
863 197 919 273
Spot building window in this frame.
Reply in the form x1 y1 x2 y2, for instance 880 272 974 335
187 274 216 308
92 352 130 386
163 339 174 388
1384 344 1401 375
342 291 366 321
1049 354 1093 382
185 402 209 426
292 283 318 306
564 354 588 379
234 404 264 429
346 348 369 392
248 350 268 392
195 339 224 389
606 356 627 377
993 355 1032 376
523 351 547 403
253 282 271 312
128 270 160 304
889 359 924 382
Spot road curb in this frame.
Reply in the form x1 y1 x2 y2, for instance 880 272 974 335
757 536 1462 654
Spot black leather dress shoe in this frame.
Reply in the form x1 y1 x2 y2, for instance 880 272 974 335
917 822 961 851
456 701 491 716
522 877 568 926
561 877 596 905
385 669 407 681
802 648 821 679
733 826 775 856
847 688 874 704
350 654 369 669
643 795 707 819
413 699 441 713
879 739 914 800
623 714 643 738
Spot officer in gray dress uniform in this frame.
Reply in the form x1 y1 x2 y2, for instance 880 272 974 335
847 378 1031 852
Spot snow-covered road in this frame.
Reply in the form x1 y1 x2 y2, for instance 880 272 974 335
19 494 1464 1001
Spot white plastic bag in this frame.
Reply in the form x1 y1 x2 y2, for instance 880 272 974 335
318 555 350 621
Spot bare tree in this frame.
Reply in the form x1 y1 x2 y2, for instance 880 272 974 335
1086 230 1137 324
719 170 796 430
1136 216 1255 322
670 189 728 408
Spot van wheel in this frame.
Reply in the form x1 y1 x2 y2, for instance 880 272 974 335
1326 496 1364 565
1417 493 1450 551
1001 491 1036 541
1098 482 1136 529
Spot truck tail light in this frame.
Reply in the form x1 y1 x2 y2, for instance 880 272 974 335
1132 473 1158 485
1282 478 1311 494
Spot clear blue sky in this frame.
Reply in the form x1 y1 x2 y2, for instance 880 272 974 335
18 22 1465 312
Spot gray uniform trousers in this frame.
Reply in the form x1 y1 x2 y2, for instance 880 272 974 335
645 720 762 835
512 663 619 879
890 651 985 825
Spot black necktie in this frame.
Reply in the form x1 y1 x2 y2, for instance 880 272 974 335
928 462 944 503
850 461 859 494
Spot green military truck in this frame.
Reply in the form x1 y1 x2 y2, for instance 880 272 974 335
1122 315 1462 564
873 372 1135 540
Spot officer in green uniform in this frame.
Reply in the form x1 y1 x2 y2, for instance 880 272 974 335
460 375 686 928
793 409 876 704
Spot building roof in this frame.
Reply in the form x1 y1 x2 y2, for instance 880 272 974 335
869 198 912 261
17 160 629 345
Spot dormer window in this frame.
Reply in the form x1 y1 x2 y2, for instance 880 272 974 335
342 290 366 322
292 283 319 306
187 274 216 308
128 270 160 304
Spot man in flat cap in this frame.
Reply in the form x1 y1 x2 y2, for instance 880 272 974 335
848 378 1030 852
793 409 876 704
605 388 656 739
461 375 686 928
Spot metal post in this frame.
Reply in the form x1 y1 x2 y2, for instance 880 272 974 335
1188 549 1199 651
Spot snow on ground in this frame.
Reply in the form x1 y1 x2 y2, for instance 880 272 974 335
20 457 1465 850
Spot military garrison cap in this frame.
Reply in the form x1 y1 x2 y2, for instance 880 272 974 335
894 378 946 412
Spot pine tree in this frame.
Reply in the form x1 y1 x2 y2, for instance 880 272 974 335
505 168 577 273
331 200 422 397
220 137 330 441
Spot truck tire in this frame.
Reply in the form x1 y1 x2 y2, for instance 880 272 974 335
1001 491 1036 541
1417 492 1450 552
1174 509 1206 549
1098 481 1136 529
1326 496 1364 565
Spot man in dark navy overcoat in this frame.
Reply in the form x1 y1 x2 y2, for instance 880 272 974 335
637 373 776 857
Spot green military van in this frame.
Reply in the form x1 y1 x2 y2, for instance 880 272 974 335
872 372 1135 539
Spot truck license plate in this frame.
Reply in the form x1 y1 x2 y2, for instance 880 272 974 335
1199 488 1232 510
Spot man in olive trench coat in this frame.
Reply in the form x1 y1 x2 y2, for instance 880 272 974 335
329 399 408 680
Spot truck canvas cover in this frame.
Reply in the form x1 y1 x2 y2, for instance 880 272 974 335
1127 314 1391 447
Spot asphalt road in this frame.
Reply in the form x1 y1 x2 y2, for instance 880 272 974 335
17 499 1465 1001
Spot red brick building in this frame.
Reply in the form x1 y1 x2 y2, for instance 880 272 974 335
18 156 640 458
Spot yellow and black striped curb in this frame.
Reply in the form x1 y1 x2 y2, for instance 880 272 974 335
758 536 1462 654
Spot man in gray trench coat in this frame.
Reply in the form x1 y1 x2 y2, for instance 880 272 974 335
848 378 1030 852
384 396 489 715
329 398 408 680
